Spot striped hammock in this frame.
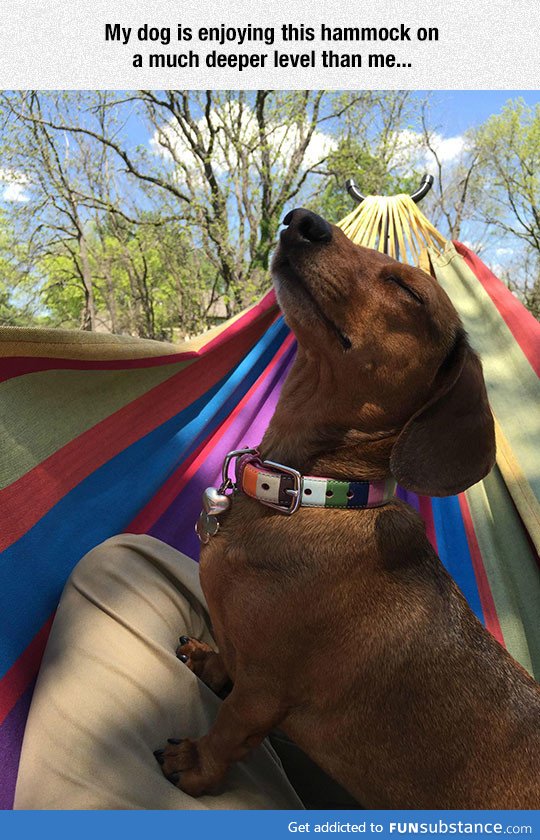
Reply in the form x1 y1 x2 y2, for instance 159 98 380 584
0 197 539 809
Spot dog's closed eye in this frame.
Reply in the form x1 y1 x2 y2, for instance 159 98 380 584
338 332 352 351
386 275 425 305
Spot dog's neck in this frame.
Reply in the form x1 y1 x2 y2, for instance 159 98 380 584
260 428 397 482
259 351 399 482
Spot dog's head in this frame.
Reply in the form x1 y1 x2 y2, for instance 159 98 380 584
271 208 495 496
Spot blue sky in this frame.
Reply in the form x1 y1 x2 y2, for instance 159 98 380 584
420 90 540 134
122 89 540 146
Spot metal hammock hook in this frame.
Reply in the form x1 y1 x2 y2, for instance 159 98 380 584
344 173 434 205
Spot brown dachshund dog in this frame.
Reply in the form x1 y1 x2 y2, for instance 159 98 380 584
158 208 540 808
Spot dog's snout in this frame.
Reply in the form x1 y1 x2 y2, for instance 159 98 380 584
282 208 332 244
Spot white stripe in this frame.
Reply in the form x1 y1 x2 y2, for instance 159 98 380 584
256 472 281 504
301 477 327 506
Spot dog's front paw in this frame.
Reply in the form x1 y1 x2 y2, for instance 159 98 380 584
176 636 230 694
154 738 225 797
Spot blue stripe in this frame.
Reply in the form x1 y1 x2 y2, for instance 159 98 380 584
347 482 369 508
0 318 290 679
431 495 484 623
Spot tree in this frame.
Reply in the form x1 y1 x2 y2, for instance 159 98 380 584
0 209 36 325
0 89 435 332
496 249 540 320
474 100 540 253
466 99 540 318
0 91 212 337
315 136 420 222
414 101 488 245
2 91 423 310
0 91 108 328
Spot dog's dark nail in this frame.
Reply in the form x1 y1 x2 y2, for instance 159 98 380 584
167 738 181 745
179 635 190 645
155 754 165 765
153 748 164 756
169 772 180 784
178 653 189 663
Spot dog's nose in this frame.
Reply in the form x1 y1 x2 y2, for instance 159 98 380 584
282 208 332 244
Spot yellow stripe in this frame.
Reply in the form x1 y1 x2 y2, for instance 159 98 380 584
465 468 540 678
493 416 540 553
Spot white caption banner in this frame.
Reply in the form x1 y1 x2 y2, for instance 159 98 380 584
0 0 539 89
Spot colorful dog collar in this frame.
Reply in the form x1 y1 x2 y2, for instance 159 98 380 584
238 452 397 514
195 448 397 542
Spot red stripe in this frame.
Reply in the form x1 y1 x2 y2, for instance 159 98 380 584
0 291 278 384
127 333 296 533
454 242 540 376
418 495 437 551
0 314 274 552
0 615 54 726
457 493 505 647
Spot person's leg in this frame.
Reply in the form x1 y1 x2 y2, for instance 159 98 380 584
14 534 303 810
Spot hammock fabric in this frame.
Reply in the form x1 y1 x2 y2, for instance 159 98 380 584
1 201 539 809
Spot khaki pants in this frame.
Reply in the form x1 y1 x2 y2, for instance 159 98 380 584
14 534 303 810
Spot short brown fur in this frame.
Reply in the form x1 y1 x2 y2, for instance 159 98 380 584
159 210 540 808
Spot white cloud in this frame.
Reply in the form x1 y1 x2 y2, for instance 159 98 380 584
150 100 336 177
0 168 29 202
495 246 514 257
428 134 466 164
3 182 28 202
389 130 466 176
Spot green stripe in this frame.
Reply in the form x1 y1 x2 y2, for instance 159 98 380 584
325 479 349 507
0 362 188 489
465 466 540 680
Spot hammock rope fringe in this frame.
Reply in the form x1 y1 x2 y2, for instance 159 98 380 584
337 193 447 265
0 194 538 809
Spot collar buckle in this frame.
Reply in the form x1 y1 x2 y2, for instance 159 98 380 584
258 459 303 515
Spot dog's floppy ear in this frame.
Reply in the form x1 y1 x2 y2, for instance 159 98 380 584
390 331 496 496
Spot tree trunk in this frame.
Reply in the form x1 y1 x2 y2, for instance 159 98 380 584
78 233 96 331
